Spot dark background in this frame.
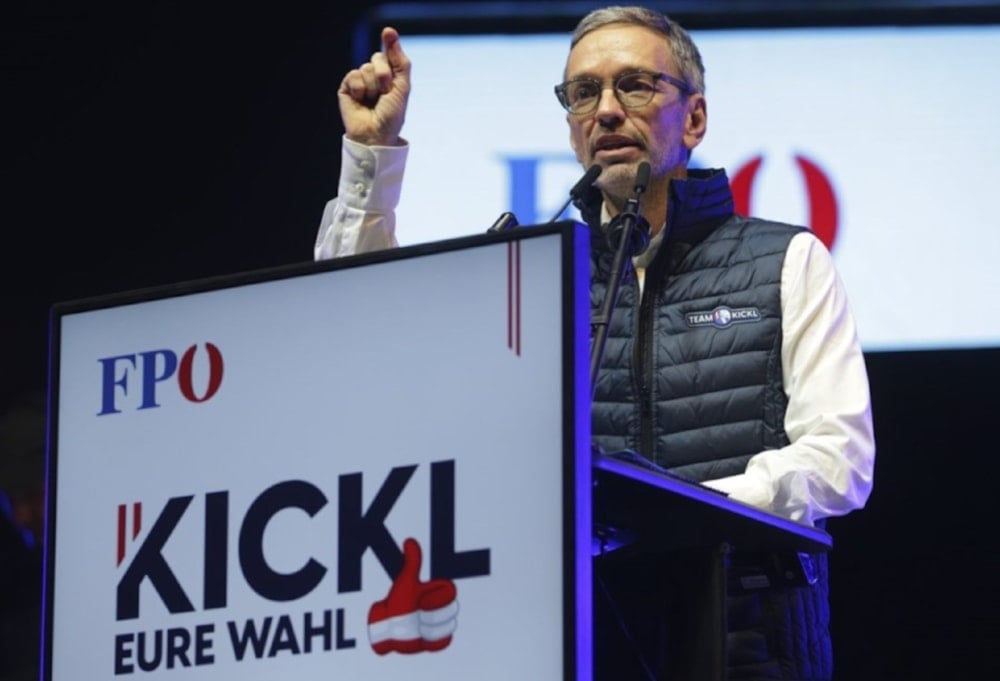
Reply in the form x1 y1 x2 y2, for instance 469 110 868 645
2 1 998 679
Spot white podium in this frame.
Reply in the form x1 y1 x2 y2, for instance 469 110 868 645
44 223 593 681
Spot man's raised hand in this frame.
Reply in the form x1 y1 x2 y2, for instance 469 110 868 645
338 26 411 147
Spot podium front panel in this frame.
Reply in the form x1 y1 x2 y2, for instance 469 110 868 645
44 224 592 681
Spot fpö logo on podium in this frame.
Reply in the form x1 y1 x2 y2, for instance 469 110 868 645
97 342 224 415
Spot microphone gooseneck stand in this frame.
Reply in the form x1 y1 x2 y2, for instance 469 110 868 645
590 162 660 681
589 162 651 400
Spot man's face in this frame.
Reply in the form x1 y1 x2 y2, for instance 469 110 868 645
564 24 706 200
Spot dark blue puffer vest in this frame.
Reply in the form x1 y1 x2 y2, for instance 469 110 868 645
582 168 833 680
583 168 804 479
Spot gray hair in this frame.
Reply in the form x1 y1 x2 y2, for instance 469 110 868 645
569 5 706 94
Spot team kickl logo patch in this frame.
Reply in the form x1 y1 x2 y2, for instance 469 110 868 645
685 305 762 329
368 538 459 654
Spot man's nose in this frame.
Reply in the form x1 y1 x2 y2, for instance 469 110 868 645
594 86 625 125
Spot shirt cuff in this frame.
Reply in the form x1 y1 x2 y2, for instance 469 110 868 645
338 136 409 212
702 473 772 512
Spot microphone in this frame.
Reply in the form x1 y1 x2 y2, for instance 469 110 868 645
606 161 651 255
590 161 652 399
486 211 519 233
633 161 651 196
546 164 602 223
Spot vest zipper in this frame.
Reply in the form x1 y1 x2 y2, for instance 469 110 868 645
635 279 656 457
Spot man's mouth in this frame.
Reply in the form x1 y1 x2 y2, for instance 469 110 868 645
593 135 638 153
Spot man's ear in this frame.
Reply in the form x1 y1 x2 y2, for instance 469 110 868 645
684 94 708 151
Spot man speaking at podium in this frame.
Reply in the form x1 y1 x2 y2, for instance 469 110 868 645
313 6 875 680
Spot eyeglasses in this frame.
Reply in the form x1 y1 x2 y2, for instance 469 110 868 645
554 70 692 115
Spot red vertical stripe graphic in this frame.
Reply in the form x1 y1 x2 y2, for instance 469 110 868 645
507 241 521 356
508 242 513 350
117 502 142 565
515 241 521 355
117 504 126 565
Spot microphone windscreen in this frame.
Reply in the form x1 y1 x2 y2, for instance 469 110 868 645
634 162 651 194
570 164 602 199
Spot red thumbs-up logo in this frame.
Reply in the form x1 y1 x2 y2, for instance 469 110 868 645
367 537 459 655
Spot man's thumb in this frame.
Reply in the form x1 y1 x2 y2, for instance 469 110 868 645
382 27 408 73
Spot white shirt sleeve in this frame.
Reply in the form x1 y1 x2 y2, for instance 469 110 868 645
702 232 876 526
314 136 408 260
